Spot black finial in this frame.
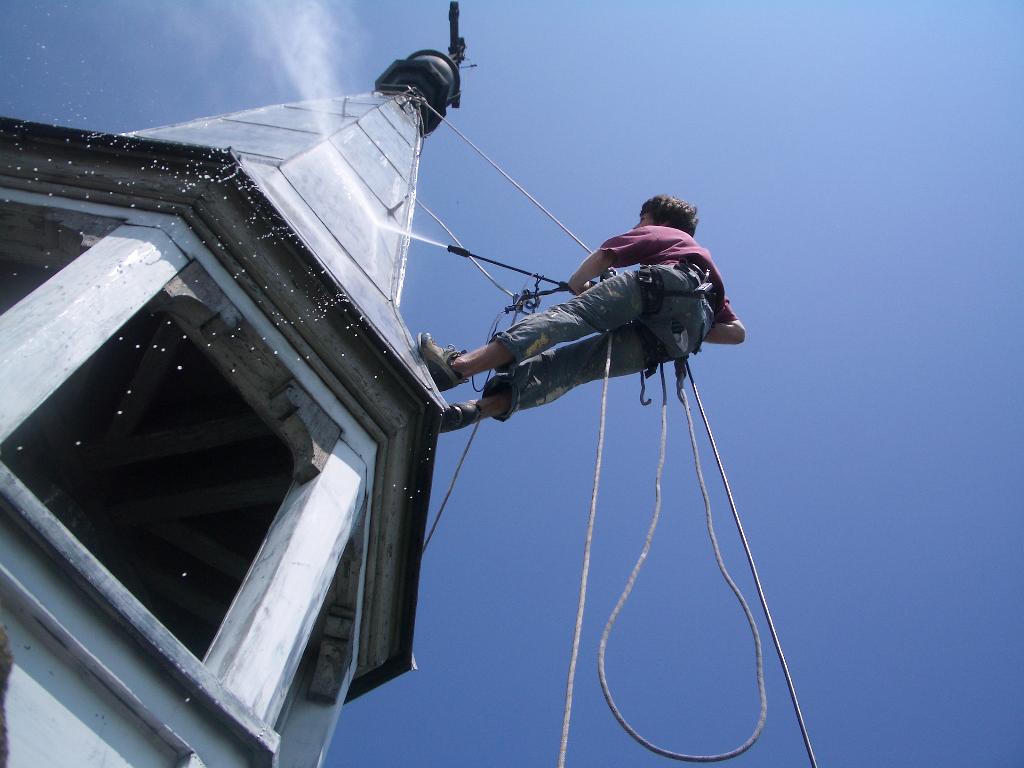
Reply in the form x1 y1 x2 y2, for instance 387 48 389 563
374 4 469 135
448 3 467 108
448 3 467 67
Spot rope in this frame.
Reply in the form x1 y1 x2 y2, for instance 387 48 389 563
418 99 591 254
413 98 588 551
684 361 818 768
557 336 613 768
596 367 767 761
424 294 527 548
416 198 516 298
422 419 481 553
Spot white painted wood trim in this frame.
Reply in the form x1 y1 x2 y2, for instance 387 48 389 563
0 187 379 477
0 224 189 443
0 561 197 763
276 482 373 768
204 439 367 723
0 188 386 726
0 465 280 763
340 482 373 697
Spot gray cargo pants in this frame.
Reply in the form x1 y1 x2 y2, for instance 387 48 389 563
483 265 713 420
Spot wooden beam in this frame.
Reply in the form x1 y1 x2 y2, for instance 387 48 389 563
31 403 158 606
81 412 270 470
154 263 340 483
204 440 364 723
0 225 189 442
0 464 280 761
145 521 251 582
109 475 291 526
308 607 354 703
133 564 224 627
105 320 184 440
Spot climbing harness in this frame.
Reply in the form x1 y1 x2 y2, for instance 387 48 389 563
637 262 716 316
597 364 767 762
634 261 716 399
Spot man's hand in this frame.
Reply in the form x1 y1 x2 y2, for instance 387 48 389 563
704 319 746 344
568 249 615 295
568 276 592 296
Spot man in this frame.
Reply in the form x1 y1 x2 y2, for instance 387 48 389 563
419 195 745 432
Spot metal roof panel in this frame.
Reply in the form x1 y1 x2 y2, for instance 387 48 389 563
331 124 409 210
225 106 357 136
140 118 318 160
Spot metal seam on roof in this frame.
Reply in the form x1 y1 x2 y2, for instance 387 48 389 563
221 116 321 136
274 155 394 301
354 114 413 182
332 130 406 210
378 103 415 149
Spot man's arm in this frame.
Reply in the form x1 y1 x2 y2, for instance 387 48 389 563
704 318 746 344
568 249 616 295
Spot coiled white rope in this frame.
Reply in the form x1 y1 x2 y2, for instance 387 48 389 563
684 362 818 768
594 367 767 761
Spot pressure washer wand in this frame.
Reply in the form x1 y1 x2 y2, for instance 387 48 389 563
447 244 569 291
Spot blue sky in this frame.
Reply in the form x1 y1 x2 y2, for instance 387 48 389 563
3 2 1023 766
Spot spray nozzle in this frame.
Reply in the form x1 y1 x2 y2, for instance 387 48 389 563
447 244 472 258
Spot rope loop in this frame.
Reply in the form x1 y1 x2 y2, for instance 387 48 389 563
596 366 767 762
683 361 819 767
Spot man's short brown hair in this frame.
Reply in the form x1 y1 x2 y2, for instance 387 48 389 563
640 195 699 236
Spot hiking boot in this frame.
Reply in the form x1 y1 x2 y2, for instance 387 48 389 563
418 333 467 392
440 401 481 433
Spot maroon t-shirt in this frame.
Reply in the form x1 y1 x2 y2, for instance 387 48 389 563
599 225 738 324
